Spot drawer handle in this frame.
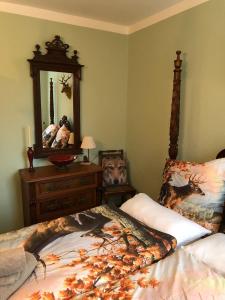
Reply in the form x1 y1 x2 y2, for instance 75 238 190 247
42 201 60 212
80 178 90 185
78 197 86 203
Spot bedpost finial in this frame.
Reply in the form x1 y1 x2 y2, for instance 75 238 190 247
174 50 182 68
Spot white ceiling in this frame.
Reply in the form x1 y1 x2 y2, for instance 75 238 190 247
1 0 184 25
0 0 209 34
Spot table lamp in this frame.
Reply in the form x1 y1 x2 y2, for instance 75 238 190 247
81 136 96 164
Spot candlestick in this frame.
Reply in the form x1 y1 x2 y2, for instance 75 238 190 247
27 147 34 172
26 126 31 147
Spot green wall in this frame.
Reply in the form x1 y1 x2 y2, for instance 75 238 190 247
0 12 128 233
127 0 225 199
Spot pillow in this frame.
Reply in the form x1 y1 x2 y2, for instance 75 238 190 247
159 158 225 233
42 124 59 148
0 251 37 299
0 247 26 277
120 193 210 247
51 124 71 149
184 233 225 276
102 156 128 186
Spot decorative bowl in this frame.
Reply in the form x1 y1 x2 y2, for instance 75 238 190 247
48 154 77 167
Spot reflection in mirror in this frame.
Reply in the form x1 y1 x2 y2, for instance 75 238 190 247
40 71 74 149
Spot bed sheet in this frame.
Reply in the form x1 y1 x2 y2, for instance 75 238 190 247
132 246 225 300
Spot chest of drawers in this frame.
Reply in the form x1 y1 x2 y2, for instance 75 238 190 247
19 163 102 226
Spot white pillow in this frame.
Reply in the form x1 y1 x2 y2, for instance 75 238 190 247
120 193 211 247
184 233 225 275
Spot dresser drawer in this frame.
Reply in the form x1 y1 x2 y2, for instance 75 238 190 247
36 174 96 198
19 163 102 225
37 189 96 220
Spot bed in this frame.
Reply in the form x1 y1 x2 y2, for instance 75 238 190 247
0 51 225 299
1 206 225 300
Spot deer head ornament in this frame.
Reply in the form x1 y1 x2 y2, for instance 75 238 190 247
59 74 72 99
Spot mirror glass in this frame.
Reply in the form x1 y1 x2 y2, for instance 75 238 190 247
40 71 74 149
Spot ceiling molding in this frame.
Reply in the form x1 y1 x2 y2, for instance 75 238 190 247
0 1 129 34
129 0 210 34
0 0 209 35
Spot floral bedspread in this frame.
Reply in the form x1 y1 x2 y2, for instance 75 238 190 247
0 204 176 299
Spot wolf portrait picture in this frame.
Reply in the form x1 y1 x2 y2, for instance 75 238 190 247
102 156 128 186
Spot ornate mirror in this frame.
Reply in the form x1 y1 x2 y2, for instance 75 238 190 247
28 35 83 158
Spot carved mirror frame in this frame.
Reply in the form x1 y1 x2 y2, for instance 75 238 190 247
28 35 83 158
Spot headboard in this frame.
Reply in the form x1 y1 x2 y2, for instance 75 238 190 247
216 149 225 159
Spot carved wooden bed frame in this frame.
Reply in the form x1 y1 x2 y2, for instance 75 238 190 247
216 149 225 159
168 50 182 160
169 50 224 160
169 51 225 230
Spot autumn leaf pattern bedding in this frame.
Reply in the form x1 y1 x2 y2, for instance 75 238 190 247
0 204 176 299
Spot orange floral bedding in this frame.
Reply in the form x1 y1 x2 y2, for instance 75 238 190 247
0 204 176 299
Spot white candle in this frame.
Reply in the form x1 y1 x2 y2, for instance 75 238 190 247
26 126 31 147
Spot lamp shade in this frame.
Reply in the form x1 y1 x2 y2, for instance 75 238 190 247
81 136 96 149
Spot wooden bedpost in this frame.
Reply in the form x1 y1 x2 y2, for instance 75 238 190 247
50 78 54 124
168 50 182 160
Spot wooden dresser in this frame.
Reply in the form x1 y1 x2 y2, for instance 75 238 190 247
19 163 102 226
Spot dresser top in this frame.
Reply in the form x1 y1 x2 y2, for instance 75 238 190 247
19 162 102 182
